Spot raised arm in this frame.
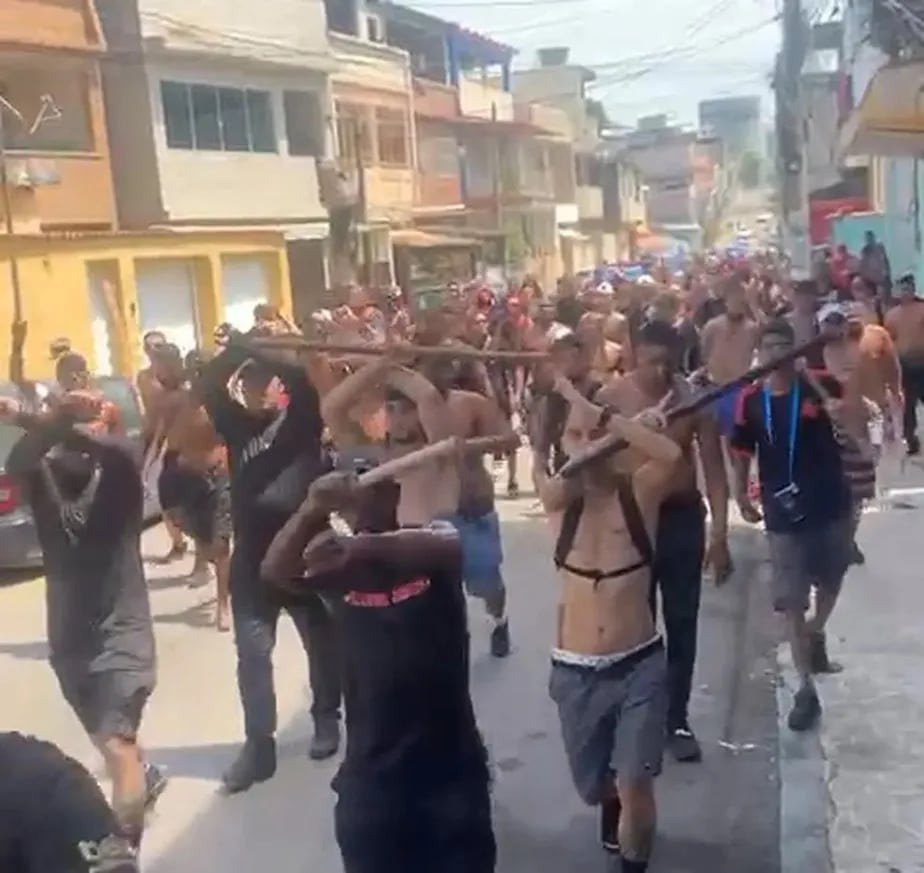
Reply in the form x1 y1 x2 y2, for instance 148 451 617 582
384 365 452 441
319 357 389 448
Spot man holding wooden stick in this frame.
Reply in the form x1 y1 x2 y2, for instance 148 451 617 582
320 345 520 657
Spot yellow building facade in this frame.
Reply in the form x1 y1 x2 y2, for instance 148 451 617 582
0 229 292 380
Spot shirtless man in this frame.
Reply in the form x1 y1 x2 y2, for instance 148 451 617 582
322 350 518 656
598 319 731 763
701 277 759 439
534 381 681 871
578 311 624 381
137 330 187 563
885 273 924 454
143 346 229 627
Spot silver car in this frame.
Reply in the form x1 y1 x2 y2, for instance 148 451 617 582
0 377 159 570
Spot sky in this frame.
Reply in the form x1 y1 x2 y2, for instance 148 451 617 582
402 0 840 129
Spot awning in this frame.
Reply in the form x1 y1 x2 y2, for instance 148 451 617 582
839 61 924 158
559 227 590 242
391 228 481 249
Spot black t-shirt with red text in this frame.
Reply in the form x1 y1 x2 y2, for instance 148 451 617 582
325 549 488 794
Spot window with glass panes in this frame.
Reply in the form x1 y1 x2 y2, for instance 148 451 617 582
160 81 276 153
375 107 408 166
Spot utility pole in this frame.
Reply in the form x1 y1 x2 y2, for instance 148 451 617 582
354 125 372 286
777 0 810 275
0 102 24 325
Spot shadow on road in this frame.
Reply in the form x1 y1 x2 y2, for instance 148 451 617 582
0 568 42 587
154 599 218 630
0 640 48 660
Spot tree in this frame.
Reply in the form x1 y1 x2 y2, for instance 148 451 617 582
738 150 763 189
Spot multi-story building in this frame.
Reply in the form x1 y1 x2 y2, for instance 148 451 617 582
512 48 612 272
597 143 647 261
0 0 116 235
698 95 763 163
93 0 333 348
325 7 415 287
359 1 575 291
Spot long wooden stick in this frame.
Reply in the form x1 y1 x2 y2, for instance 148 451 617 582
558 336 828 479
356 438 457 488
251 335 549 363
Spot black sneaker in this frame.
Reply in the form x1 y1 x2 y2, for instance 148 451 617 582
221 737 276 794
143 763 169 812
600 795 621 855
809 632 843 675
787 686 822 732
507 482 520 499
308 716 340 761
668 726 702 763
908 435 921 456
490 621 511 658
849 541 866 566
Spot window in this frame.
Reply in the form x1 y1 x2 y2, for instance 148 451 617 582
159 81 277 153
420 136 458 177
218 87 248 151
336 101 373 165
162 80 193 149
375 107 408 166
191 84 221 150
284 90 323 157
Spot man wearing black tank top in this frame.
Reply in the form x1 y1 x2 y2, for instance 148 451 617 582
199 335 342 794
262 470 494 873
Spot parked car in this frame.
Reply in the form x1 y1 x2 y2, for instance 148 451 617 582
0 377 158 570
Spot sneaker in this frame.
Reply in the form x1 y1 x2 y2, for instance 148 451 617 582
143 763 169 812
809 632 843 675
490 620 511 658
507 482 520 499
787 686 822 732
221 737 276 794
908 435 921 456
668 726 702 763
849 541 865 566
308 717 340 761
600 795 621 855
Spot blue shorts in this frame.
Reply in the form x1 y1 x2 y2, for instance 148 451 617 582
440 510 505 600
713 386 741 438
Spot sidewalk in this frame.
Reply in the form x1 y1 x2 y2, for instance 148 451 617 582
776 458 924 873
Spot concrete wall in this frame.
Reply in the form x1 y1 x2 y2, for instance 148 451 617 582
0 229 291 378
628 137 694 182
145 58 328 222
416 121 462 208
331 33 409 93
804 74 841 194
0 0 102 51
459 75 513 121
136 0 331 67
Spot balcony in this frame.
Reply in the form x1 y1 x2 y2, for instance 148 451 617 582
331 33 409 93
576 184 603 220
458 76 513 122
0 0 103 52
514 101 573 140
413 78 458 121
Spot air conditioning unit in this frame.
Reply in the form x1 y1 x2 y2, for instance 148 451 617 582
316 158 358 210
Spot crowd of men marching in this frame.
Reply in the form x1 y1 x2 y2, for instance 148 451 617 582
1 244 920 873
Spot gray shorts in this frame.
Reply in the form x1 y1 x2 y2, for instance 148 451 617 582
548 640 667 806
767 514 852 613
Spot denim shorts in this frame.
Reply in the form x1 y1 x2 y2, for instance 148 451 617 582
549 639 667 806
439 510 505 600
766 514 852 613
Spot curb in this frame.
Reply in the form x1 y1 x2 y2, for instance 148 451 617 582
776 647 835 873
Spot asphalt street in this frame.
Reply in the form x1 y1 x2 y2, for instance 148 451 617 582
0 491 782 872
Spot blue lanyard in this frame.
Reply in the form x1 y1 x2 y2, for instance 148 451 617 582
762 381 800 484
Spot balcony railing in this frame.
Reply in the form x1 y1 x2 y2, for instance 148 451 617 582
458 76 513 122
413 78 458 120
514 101 573 140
